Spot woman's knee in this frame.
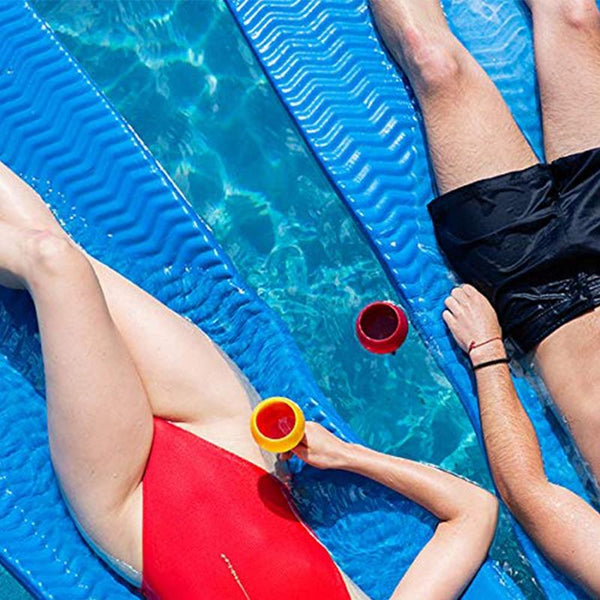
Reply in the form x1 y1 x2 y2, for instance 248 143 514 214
23 230 90 281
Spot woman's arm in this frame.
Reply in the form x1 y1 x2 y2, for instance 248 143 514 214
442 284 600 597
282 423 498 600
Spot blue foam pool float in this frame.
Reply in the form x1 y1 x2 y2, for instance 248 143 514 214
224 0 593 598
0 1 522 599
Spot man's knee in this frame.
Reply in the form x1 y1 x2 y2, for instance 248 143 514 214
555 0 600 31
402 29 463 94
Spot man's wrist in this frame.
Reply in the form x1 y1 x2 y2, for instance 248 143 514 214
469 339 507 365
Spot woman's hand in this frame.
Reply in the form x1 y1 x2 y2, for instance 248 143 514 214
280 422 352 470
442 285 505 363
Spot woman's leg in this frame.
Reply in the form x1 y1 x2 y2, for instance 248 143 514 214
525 0 600 161
369 0 538 193
1 224 151 572
0 162 263 466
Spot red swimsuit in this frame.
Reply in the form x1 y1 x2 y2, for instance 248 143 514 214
142 418 351 600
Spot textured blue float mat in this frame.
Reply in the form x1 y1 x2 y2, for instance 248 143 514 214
225 0 594 598
0 1 523 599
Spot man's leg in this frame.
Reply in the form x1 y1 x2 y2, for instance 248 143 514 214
534 319 600 484
524 0 600 483
370 0 538 194
526 0 600 161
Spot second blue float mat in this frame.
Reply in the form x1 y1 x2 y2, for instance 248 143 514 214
225 0 593 598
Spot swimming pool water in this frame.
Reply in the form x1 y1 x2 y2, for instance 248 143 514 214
0 0 540 598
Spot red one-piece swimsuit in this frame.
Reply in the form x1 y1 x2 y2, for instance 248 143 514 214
142 418 351 600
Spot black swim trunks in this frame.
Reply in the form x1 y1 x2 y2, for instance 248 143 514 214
428 147 600 355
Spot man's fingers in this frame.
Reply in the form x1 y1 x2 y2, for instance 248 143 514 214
451 286 468 302
462 284 477 296
444 296 461 314
442 310 456 326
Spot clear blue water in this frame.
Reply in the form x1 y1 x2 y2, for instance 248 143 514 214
0 1 539 598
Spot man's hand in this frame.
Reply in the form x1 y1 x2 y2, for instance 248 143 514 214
442 285 505 363
280 422 352 470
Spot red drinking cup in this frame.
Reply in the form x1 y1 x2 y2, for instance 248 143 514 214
356 301 409 355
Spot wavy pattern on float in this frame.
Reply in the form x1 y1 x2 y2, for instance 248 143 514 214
226 0 589 598
0 2 522 599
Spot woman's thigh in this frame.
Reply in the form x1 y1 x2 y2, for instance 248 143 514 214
24 230 152 572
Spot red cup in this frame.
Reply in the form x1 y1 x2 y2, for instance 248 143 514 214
356 301 409 355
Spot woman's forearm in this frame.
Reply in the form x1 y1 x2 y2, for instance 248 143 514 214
335 443 493 523
293 396 497 599
334 443 497 600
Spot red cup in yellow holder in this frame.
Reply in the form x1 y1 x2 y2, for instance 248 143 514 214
250 397 305 453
